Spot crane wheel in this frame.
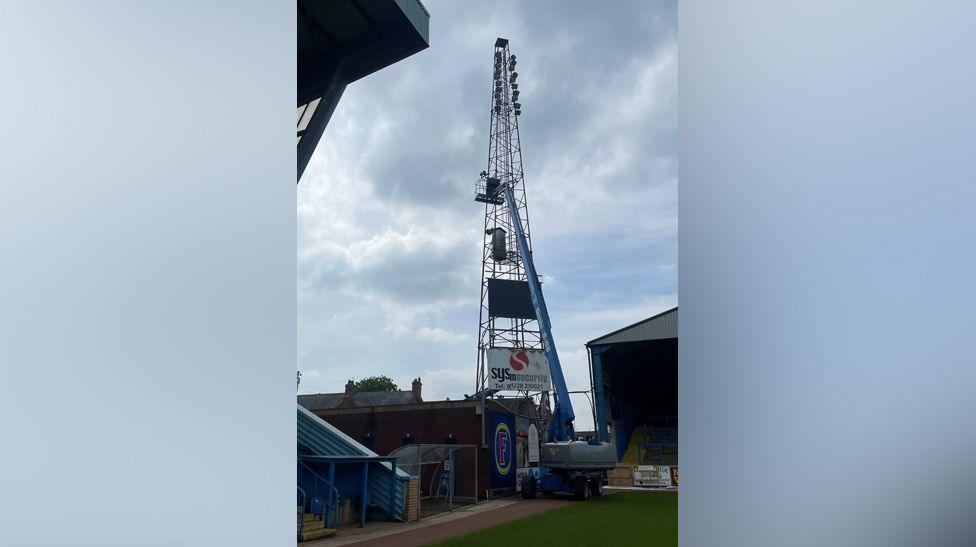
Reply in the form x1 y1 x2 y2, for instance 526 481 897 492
590 478 604 497
521 476 537 499
573 476 590 501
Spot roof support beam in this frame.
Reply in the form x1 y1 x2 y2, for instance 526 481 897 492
590 346 610 443
297 77 346 182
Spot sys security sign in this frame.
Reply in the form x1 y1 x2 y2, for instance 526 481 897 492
486 348 551 391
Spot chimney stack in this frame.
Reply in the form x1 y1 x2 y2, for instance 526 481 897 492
345 379 357 396
411 377 422 400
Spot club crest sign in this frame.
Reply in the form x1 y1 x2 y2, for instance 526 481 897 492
486 348 551 391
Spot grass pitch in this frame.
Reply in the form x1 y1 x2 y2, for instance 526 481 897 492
436 490 677 547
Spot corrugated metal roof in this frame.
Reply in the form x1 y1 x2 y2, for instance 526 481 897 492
297 405 409 520
354 391 420 406
393 0 430 43
297 0 431 182
298 393 344 410
298 391 421 411
298 0 431 102
586 307 678 346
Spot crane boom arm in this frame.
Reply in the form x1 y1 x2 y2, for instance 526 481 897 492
500 182 575 442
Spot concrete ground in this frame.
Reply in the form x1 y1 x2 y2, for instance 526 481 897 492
309 496 573 547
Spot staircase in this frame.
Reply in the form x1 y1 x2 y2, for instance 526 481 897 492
298 505 337 542
640 427 679 466
297 405 409 521
297 467 339 542
607 425 680 486
608 430 643 486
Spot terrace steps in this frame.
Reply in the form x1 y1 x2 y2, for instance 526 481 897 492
298 506 336 542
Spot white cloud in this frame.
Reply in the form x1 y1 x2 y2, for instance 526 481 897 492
419 367 475 401
298 0 677 404
416 326 472 345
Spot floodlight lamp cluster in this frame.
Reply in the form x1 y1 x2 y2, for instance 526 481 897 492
492 49 523 117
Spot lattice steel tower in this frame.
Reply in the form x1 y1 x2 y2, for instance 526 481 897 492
473 38 540 396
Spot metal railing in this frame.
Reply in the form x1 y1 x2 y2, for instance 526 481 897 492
637 421 679 465
298 461 341 530
297 486 307 539
389 444 479 519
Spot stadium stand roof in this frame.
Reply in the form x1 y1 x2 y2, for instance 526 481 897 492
297 0 430 181
586 307 678 346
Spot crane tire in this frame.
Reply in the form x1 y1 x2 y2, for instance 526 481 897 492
521 476 537 499
573 476 590 501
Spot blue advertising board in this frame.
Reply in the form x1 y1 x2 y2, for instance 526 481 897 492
489 411 516 489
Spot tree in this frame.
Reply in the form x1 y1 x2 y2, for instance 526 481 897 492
355 375 398 392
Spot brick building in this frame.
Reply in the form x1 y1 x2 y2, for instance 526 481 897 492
299 384 542 499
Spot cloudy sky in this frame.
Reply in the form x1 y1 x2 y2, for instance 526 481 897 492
298 0 676 429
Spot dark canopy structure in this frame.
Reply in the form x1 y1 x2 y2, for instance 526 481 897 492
588 307 678 461
297 0 430 181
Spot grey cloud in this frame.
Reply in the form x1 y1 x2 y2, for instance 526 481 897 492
301 227 480 307
298 0 678 402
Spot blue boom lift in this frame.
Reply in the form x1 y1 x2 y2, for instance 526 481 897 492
493 180 617 501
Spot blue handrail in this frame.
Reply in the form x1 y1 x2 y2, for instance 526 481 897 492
297 486 307 538
639 423 679 465
298 461 341 529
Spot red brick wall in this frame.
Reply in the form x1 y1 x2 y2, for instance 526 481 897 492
319 406 481 453
313 403 511 499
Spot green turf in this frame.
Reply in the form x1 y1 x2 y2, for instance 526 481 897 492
436 491 677 547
